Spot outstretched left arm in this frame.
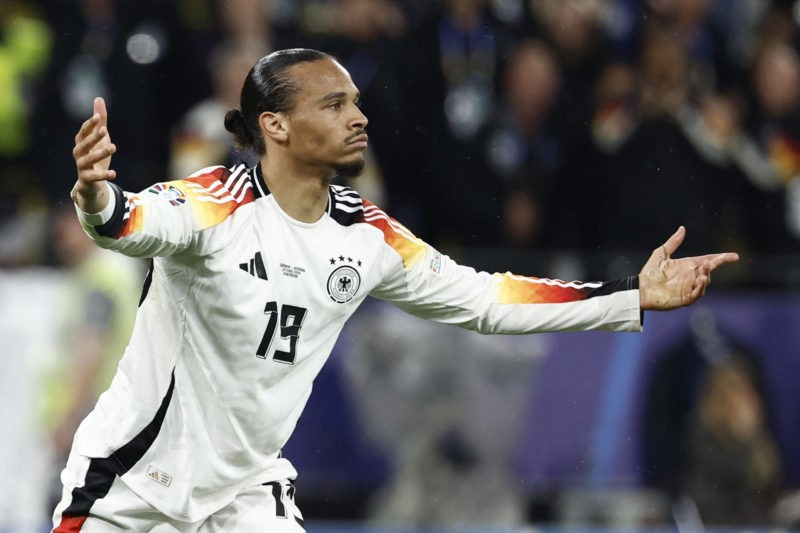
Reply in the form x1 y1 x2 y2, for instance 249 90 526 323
638 226 739 310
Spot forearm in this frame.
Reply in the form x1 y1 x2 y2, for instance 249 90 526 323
378 248 643 334
75 180 195 258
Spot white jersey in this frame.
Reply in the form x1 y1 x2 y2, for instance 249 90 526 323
68 163 642 522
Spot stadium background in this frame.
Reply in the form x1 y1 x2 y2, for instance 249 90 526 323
1 0 800 531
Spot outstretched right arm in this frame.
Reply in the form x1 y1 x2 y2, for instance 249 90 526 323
72 97 117 214
70 98 256 258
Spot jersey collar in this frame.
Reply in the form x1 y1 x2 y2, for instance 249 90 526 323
251 163 270 199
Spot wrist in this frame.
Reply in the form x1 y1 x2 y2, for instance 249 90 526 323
72 181 110 215
638 273 649 310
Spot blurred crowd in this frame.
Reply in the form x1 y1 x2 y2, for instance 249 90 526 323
2 0 800 273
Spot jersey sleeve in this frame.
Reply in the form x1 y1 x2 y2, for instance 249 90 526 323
365 201 642 334
76 165 254 258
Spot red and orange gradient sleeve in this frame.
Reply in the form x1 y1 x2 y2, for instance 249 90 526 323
96 167 255 240
494 273 638 305
361 200 427 270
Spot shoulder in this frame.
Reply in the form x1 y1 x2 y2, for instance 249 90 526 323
177 163 258 206
326 184 422 247
166 163 259 226
328 184 366 227
130 163 260 232
327 185 401 230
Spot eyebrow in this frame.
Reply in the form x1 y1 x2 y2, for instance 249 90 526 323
318 91 360 103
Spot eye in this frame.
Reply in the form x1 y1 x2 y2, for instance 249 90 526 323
328 101 342 110
354 99 362 108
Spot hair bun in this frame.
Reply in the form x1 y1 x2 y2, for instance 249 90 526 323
224 108 254 149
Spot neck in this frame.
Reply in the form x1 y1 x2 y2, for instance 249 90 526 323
260 156 332 223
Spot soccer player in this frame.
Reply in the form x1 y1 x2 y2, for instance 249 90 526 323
56 48 738 531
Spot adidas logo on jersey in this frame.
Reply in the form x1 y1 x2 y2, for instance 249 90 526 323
146 465 172 487
239 251 268 281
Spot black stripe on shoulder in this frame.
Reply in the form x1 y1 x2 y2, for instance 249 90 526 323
94 182 128 238
62 371 176 517
587 275 639 298
328 185 364 227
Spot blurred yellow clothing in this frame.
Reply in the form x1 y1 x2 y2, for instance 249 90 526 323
0 8 52 155
40 249 141 429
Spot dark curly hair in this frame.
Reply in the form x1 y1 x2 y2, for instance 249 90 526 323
224 48 333 156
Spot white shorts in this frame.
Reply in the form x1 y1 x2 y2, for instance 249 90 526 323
52 454 305 532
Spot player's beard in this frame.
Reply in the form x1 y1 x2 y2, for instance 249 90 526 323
333 157 366 178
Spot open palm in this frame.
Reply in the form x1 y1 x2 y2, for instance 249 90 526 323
638 227 739 310
71 97 117 213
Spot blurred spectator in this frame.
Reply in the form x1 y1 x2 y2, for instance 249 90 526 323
0 1 51 161
477 39 563 246
642 306 782 526
169 38 267 178
529 0 612 149
681 355 782 525
740 40 800 249
638 21 692 118
530 0 609 68
395 0 518 246
646 0 729 92
707 0 771 81
286 0 405 44
38 205 142 513
590 60 639 153
218 0 274 45
0 1 52 265
679 92 760 272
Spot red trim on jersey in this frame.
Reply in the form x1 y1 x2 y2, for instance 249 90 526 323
186 166 256 208
54 515 88 532
359 200 412 236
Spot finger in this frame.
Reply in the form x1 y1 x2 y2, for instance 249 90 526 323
75 113 101 143
643 246 664 271
677 252 739 271
687 272 709 305
699 262 711 295
707 252 739 272
75 143 116 170
77 168 117 183
75 137 115 165
94 97 108 128
692 280 707 302
662 226 686 257
73 126 110 160
76 167 116 185
78 170 117 184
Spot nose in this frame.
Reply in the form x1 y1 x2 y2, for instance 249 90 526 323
350 104 368 130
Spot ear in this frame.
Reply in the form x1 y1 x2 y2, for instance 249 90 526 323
259 111 289 144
